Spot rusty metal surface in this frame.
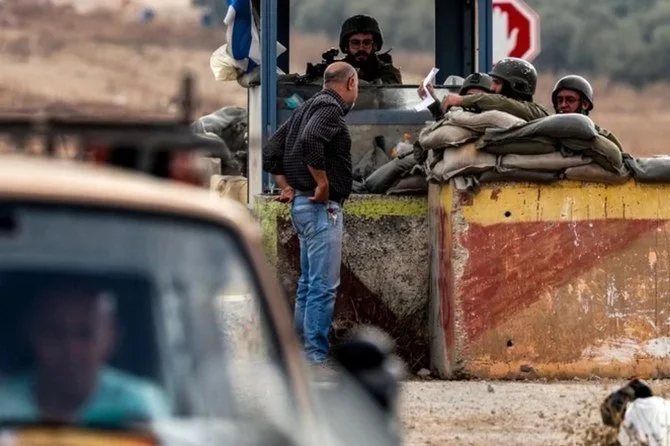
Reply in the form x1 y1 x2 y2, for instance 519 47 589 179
430 181 670 379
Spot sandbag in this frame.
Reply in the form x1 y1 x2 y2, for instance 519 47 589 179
353 143 391 181
561 135 624 172
193 106 248 153
386 175 428 195
419 119 480 151
624 155 670 183
564 163 630 185
447 110 525 132
352 180 368 194
479 169 560 184
364 155 417 194
478 137 557 155
428 141 497 183
198 132 243 175
210 175 248 204
500 152 591 171
413 140 428 165
484 113 598 142
210 44 243 82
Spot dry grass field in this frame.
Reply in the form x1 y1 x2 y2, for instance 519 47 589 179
0 0 669 155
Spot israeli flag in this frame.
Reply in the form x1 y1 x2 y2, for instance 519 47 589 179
223 0 286 73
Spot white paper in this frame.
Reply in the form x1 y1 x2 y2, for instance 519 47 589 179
414 67 440 111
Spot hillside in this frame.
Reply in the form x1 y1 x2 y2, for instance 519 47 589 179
0 1 669 155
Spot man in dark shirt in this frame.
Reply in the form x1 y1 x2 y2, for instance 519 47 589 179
263 61 358 369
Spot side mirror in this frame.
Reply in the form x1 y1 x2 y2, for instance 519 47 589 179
331 325 406 414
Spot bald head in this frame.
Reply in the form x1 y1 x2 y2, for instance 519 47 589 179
324 62 357 86
323 62 358 108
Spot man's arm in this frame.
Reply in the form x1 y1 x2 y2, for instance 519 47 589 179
300 104 342 202
460 94 541 121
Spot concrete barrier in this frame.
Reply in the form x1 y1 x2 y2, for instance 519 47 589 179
255 194 430 370
429 180 670 380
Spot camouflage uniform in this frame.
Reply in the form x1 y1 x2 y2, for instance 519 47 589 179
427 73 497 121
460 93 550 121
552 75 623 150
338 15 402 85
430 59 550 122
468 57 549 121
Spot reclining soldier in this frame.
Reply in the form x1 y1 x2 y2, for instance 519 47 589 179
417 72 494 121
438 57 550 121
552 74 624 150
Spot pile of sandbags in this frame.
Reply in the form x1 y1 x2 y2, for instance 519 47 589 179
191 106 248 177
416 111 631 188
352 136 428 195
623 154 670 183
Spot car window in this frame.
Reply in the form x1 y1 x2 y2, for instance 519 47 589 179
0 202 296 430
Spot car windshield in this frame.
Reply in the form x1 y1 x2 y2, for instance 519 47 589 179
0 201 297 432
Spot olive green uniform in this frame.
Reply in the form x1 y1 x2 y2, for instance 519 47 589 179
596 125 624 151
427 93 549 122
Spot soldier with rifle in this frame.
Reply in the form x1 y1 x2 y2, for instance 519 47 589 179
305 15 402 85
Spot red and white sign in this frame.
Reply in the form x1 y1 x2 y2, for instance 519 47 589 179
492 0 541 63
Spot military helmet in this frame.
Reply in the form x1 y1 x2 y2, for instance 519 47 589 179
489 57 538 96
551 75 594 111
442 75 464 93
460 72 493 95
339 15 384 53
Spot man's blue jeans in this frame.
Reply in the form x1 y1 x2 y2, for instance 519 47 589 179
290 196 343 364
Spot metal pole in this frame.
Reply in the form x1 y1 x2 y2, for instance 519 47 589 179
260 0 277 193
478 0 493 73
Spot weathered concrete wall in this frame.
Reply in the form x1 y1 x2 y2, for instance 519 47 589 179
430 180 670 380
255 194 430 370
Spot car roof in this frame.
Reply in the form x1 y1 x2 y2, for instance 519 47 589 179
0 154 257 239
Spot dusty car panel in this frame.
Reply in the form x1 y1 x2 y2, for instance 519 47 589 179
0 154 402 446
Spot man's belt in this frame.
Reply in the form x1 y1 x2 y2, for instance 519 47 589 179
294 189 345 205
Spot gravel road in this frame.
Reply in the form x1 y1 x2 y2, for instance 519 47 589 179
398 380 639 446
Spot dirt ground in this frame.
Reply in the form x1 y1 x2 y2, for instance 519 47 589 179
399 379 670 446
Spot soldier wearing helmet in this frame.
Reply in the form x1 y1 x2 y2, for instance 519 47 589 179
439 57 549 121
337 15 402 85
418 73 495 121
552 75 623 149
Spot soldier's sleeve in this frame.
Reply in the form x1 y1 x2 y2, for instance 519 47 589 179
599 127 625 151
378 64 403 85
461 94 541 121
427 100 445 121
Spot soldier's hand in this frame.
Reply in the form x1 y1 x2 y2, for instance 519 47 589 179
441 94 464 112
418 83 437 101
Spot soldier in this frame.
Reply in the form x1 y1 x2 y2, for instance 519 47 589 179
552 75 624 150
418 72 495 121
337 15 402 85
439 57 550 121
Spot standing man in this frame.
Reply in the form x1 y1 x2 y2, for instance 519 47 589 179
262 62 358 370
551 74 624 150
